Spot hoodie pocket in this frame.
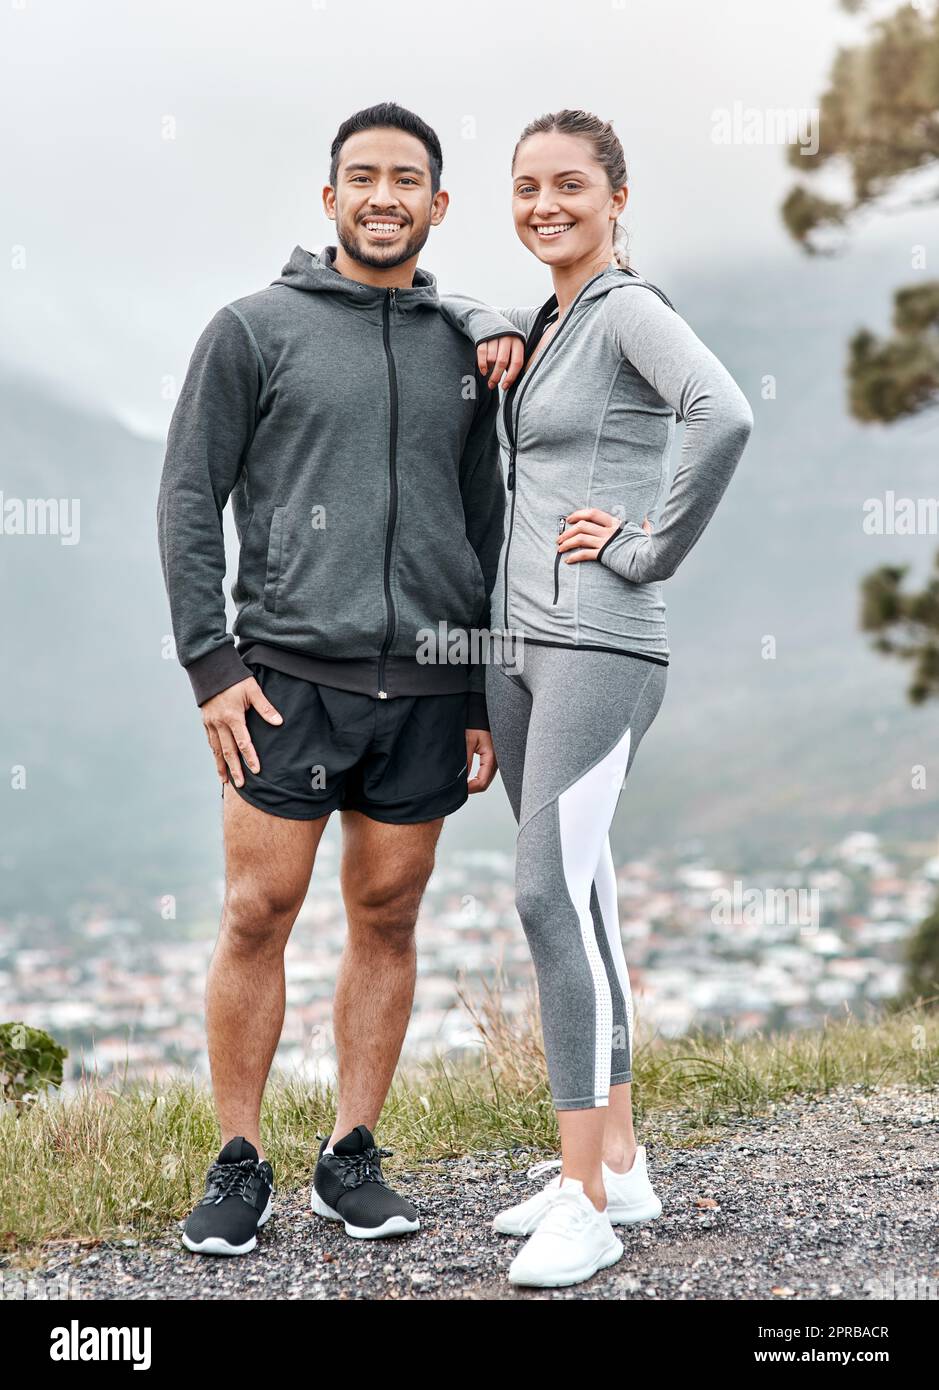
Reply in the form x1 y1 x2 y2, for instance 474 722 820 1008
262 507 287 614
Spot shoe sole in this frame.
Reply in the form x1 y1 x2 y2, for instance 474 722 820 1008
493 1208 553 1236
509 1235 624 1288
310 1184 419 1239
608 1195 663 1226
181 1194 274 1257
495 1194 662 1237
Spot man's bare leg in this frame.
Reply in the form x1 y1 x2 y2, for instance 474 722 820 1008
207 785 330 1159
328 810 444 1144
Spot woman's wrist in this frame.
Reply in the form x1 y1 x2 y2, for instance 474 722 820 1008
596 521 654 582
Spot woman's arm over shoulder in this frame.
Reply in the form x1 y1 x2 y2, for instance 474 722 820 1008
438 293 537 345
597 283 754 585
489 303 543 337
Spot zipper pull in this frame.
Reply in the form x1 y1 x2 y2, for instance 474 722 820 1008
507 447 516 491
389 287 396 307
557 514 568 535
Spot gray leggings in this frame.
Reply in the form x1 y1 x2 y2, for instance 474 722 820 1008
486 643 667 1110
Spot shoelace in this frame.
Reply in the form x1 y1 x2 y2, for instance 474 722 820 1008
203 1159 258 1206
533 1187 594 1240
526 1158 562 1182
334 1145 394 1191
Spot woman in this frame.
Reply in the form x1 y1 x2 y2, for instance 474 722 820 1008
443 109 754 1288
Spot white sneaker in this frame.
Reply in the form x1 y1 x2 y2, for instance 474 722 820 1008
507 1178 624 1288
493 1144 662 1236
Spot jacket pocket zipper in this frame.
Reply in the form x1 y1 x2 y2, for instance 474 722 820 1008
552 515 567 605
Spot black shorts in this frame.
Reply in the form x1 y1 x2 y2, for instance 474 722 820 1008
229 664 470 824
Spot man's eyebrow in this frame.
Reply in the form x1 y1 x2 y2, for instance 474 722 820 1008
344 162 426 176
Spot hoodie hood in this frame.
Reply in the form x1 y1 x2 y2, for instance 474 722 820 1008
275 245 528 348
272 244 441 314
562 265 677 315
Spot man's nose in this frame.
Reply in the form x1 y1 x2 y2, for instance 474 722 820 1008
368 180 401 208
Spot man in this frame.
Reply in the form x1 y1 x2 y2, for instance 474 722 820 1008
158 102 524 1256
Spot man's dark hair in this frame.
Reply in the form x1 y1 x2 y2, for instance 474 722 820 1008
329 102 443 194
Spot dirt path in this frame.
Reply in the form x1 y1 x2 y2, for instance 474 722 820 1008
19 1084 939 1301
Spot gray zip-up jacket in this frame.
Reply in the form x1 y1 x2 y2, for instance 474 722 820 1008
441 267 754 662
157 246 523 728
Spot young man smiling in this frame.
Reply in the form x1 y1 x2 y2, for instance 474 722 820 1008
158 103 524 1256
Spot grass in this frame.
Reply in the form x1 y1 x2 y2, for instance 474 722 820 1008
1 980 937 1261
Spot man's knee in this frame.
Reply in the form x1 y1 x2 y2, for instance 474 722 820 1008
221 879 303 954
345 858 434 943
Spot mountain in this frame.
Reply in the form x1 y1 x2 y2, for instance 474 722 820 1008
1 247 937 925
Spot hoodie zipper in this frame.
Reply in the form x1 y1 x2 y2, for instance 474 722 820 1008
500 270 608 632
378 286 398 697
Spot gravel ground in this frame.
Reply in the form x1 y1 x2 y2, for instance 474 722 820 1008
16 1084 939 1301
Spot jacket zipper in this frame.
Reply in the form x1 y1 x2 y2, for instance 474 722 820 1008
552 515 567 604
500 271 607 631
378 286 398 697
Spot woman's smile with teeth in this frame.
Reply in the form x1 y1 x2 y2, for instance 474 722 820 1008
534 222 574 237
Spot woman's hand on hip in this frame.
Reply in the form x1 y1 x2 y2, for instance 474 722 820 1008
558 508 653 563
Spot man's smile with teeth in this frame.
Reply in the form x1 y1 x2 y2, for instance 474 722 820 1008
534 222 574 237
363 221 405 234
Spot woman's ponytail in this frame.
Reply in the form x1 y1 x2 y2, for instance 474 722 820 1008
612 221 630 269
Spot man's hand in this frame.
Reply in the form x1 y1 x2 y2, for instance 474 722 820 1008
558 508 654 563
476 336 525 392
201 676 283 787
466 728 497 793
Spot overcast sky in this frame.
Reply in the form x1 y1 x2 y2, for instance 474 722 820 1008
2 0 864 434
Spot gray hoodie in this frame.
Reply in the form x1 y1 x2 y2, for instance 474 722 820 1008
157 246 522 727
440 267 754 661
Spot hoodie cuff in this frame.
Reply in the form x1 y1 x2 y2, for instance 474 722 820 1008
185 643 253 706
466 690 490 732
473 326 527 348
596 521 654 584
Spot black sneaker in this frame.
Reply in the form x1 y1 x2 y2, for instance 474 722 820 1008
182 1137 274 1256
311 1125 419 1238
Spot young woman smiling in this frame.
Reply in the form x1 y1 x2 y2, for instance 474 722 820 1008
444 109 754 1288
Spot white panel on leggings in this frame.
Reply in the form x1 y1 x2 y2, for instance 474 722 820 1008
557 726 632 1105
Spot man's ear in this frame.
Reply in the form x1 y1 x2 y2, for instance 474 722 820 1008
322 185 337 222
430 188 450 227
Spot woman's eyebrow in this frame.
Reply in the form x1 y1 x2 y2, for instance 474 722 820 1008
513 169 589 182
